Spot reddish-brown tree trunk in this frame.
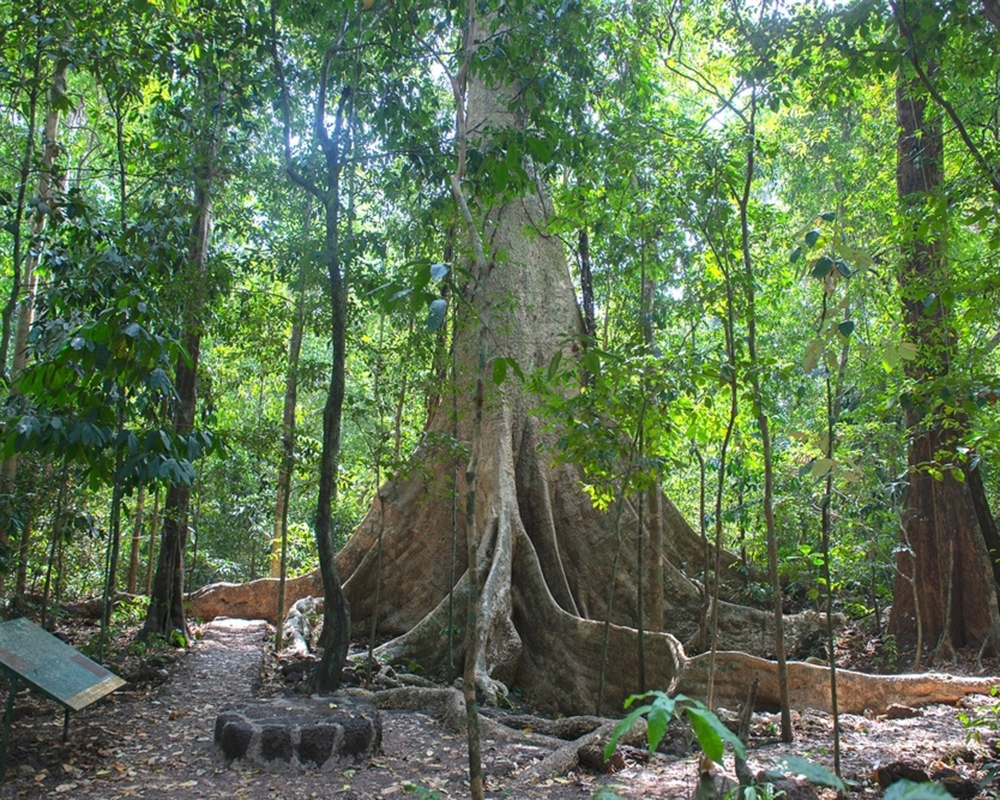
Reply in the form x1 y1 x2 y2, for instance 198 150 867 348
888 66 1000 657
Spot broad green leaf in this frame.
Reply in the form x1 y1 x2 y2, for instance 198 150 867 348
898 342 918 361
882 343 901 372
838 320 855 337
884 780 952 800
803 338 823 372
789 246 802 264
820 211 836 222
547 350 562 382
804 228 820 247
603 703 652 760
811 458 835 478
431 264 449 281
646 701 670 752
834 259 852 277
425 299 448 333
582 350 600 377
685 706 746 762
147 368 172 393
493 357 507 385
429 263 449 281
767 756 846 792
811 256 834 279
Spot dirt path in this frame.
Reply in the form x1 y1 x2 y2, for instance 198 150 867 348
0 619 601 799
0 618 996 800
0 618 276 799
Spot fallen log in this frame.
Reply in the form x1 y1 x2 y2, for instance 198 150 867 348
676 651 998 714
186 571 324 624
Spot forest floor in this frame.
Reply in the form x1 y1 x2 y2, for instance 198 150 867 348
0 616 998 799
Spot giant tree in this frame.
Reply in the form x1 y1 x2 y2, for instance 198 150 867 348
885 0 1000 659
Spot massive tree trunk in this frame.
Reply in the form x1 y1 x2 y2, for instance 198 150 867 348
191 61 846 717
326 71 823 715
887 59 1000 658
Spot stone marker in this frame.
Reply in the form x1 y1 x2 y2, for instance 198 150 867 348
215 694 382 771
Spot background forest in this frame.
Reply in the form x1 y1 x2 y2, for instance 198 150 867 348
2 0 1000 679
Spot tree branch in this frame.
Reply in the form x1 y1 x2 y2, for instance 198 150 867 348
891 0 1000 200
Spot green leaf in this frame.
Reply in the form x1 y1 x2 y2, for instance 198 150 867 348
429 263 449 282
425 299 447 333
803 338 823 372
767 756 847 792
789 246 802 264
811 458 835 478
838 320 855 337
147 368 172 393
547 350 562 382
834 259 852 278
804 228 820 247
820 211 836 222
492 357 507 385
898 342 918 361
645 695 677 751
603 703 652 760
685 706 746 762
882 343 900 372
884 781 953 800
811 256 834 279
582 350 601 377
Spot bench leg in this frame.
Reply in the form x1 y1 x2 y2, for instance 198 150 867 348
1 674 19 780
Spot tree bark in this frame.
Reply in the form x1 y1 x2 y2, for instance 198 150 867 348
888 62 1000 657
127 484 146 595
145 487 160 596
274 273 305 648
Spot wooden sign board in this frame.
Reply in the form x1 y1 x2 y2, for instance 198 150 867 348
0 617 126 779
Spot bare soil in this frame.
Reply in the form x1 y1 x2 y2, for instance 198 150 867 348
0 617 997 800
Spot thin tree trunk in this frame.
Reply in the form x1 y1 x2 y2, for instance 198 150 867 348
100 403 128 657
14 512 34 598
40 463 69 631
127 484 146 594
732 82 792 742
142 77 219 640
145 487 160 596
275 266 305 646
